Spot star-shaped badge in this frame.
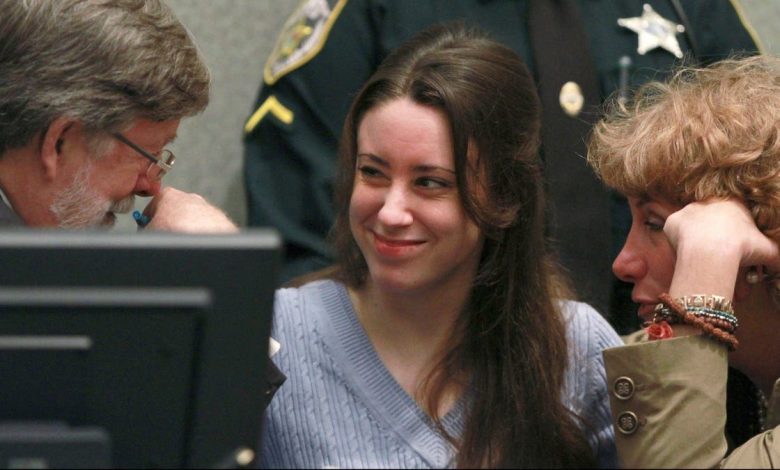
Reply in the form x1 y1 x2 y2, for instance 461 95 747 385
618 4 685 59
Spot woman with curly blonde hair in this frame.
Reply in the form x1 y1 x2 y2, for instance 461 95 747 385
589 55 780 468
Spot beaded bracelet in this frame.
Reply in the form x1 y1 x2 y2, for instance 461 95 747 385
653 304 738 327
674 294 734 315
658 293 739 351
686 307 738 333
651 304 679 325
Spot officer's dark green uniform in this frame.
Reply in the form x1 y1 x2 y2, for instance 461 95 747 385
243 0 759 332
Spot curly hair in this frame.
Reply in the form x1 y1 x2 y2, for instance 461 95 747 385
588 55 780 242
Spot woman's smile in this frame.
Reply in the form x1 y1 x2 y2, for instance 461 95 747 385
371 231 426 258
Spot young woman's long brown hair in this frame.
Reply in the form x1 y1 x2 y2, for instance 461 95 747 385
329 23 595 468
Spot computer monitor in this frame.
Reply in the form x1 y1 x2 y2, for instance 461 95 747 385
0 229 280 468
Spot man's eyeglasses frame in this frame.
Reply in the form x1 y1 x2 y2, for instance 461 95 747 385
112 132 175 181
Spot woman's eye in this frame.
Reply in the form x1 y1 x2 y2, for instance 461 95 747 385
643 220 664 232
357 165 382 178
416 177 450 189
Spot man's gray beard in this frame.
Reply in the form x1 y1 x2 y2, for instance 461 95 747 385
50 164 135 229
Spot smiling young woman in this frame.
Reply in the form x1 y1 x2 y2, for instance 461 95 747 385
348 98 483 297
261 22 622 468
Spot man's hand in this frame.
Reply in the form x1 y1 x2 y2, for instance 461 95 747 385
143 187 238 233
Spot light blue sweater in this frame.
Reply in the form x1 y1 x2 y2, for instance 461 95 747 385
261 279 621 468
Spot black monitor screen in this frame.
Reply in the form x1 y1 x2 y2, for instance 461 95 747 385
0 229 280 468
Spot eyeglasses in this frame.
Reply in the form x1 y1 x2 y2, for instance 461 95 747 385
112 132 175 181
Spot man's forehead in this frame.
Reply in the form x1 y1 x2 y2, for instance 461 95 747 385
125 119 180 144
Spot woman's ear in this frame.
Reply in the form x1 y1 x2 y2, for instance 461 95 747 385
39 117 77 181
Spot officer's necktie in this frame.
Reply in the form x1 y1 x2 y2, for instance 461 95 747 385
527 0 612 314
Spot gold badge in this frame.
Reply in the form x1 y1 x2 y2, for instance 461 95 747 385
559 81 584 117
264 0 347 86
618 3 685 59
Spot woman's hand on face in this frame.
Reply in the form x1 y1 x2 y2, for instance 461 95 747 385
664 198 780 298
664 199 779 269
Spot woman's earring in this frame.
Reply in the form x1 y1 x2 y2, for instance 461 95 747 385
746 267 764 285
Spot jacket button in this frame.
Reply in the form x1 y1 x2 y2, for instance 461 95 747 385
617 411 640 435
614 376 635 400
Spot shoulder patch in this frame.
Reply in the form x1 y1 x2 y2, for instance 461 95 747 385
264 0 348 86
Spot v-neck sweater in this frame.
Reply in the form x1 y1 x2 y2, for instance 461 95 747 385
260 279 620 468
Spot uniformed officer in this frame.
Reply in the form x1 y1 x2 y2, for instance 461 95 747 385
243 0 760 333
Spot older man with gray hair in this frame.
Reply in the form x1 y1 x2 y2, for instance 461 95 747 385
0 0 235 231
0 0 285 418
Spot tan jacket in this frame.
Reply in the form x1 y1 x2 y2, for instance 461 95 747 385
603 334 779 468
